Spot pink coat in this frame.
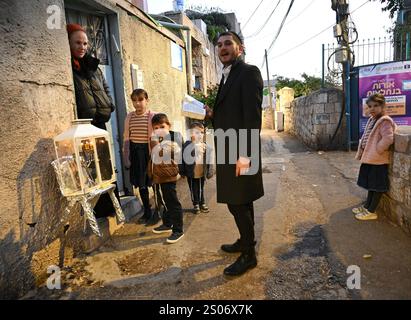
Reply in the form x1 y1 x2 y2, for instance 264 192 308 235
355 115 396 165
123 110 156 168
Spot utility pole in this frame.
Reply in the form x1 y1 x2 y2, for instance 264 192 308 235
332 0 351 151
265 49 275 130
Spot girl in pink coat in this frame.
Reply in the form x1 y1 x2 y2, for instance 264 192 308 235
353 94 396 221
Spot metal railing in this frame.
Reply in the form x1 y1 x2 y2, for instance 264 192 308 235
322 33 411 87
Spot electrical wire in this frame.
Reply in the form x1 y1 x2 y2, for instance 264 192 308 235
268 0 370 61
261 0 295 68
242 0 265 30
266 0 295 53
286 0 317 25
246 0 282 39
246 0 317 43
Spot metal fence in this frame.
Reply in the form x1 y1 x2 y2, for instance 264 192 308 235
322 33 411 87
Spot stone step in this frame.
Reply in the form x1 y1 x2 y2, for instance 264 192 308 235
82 196 141 254
120 195 142 222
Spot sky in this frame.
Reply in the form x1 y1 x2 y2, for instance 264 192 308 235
147 0 395 81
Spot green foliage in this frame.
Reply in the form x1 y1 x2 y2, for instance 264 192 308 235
191 85 219 128
192 85 219 109
375 0 405 18
185 7 230 44
275 73 339 98
275 73 318 97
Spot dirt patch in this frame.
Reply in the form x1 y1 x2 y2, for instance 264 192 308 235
265 224 353 300
116 248 172 275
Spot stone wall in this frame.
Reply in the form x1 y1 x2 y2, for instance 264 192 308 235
284 88 347 150
0 0 190 298
0 0 82 299
118 8 188 134
379 126 411 234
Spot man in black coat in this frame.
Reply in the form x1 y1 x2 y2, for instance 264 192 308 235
205 31 264 276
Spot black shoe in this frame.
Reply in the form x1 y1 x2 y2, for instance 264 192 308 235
145 213 161 226
137 207 152 224
200 204 209 213
152 224 172 234
223 250 257 276
146 216 160 226
221 239 243 253
193 204 201 214
137 216 148 224
167 232 184 244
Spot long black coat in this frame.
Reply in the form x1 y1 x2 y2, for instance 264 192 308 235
72 54 115 129
212 59 264 205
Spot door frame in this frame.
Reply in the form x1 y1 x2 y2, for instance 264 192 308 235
64 0 132 195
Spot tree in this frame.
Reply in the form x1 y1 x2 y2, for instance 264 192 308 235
191 85 219 128
185 6 230 44
275 73 338 98
376 0 405 18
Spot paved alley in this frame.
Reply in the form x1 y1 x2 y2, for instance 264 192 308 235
30 131 411 300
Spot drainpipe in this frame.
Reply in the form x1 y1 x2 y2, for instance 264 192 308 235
155 20 193 94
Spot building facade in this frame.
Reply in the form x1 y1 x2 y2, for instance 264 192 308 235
0 0 189 298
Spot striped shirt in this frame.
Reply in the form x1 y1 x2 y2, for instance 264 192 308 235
361 116 377 150
129 111 149 143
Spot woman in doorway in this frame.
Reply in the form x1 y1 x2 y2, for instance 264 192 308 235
67 23 118 218
67 23 115 129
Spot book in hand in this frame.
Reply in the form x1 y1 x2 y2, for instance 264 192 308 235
182 94 206 120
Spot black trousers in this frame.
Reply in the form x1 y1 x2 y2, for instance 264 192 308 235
158 182 183 233
227 202 255 251
138 187 151 218
365 191 383 213
187 177 205 205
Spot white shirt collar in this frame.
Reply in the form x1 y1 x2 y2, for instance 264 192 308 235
222 65 232 84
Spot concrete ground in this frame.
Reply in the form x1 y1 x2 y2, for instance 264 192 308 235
29 130 411 300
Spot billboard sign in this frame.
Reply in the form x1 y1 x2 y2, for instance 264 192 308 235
358 60 411 135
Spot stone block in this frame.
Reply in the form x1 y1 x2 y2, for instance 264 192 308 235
394 129 411 154
314 104 325 114
392 152 411 180
327 124 336 135
329 91 341 103
397 204 411 234
405 186 411 208
329 112 341 125
334 102 343 113
324 103 335 113
388 175 406 203
315 114 330 125
318 93 328 104
378 194 398 222
314 123 326 133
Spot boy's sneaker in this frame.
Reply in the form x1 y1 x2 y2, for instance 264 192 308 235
166 232 184 244
193 205 201 214
352 206 365 215
200 204 209 213
152 224 172 234
355 209 378 221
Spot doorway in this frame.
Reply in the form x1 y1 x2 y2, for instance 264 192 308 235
65 0 125 195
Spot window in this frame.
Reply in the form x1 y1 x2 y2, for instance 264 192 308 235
171 41 183 71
